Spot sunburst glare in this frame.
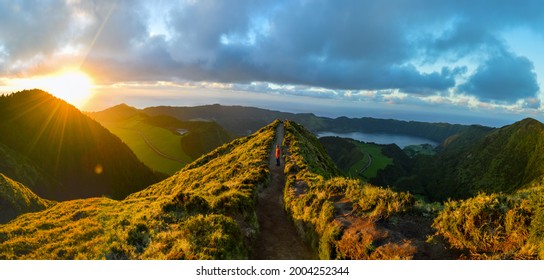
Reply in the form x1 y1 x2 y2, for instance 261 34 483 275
12 70 94 109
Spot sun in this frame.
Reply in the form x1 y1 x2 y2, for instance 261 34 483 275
22 70 94 109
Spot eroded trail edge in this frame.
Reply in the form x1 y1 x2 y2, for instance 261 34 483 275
253 123 317 259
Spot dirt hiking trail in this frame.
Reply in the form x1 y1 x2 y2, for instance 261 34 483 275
253 123 317 259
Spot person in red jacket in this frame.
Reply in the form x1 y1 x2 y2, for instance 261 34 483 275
275 145 281 166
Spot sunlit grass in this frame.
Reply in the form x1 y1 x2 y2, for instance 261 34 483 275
282 121 416 260
432 187 544 259
0 173 55 223
99 114 190 175
0 121 280 259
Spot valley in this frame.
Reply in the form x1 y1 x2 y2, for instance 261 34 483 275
1 91 544 260
88 104 233 175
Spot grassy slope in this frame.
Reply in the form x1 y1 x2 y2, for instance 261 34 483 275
350 142 393 178
318 137 392 179
0 174 55 224
416 118 544 201
99 115 190 175
0 121 278 259
6 118 538 260
432 186 544 259
89 105 233 175
0 90 161 200
283 121 421 259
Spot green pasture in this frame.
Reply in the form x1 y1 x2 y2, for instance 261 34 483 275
349 142 393 179
101 116 192 175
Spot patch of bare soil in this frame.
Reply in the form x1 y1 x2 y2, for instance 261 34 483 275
381 213 465 259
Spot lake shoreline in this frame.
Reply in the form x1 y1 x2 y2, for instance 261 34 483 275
316 131 438 148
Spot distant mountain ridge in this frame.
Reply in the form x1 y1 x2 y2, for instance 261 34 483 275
0 90 162 200
142 104 480 142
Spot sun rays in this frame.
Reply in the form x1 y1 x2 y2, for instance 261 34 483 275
7 70 94 109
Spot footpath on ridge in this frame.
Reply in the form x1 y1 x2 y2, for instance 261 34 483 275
253 122 317 259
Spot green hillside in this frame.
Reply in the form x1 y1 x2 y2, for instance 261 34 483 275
89 104 233 175
0 173 55 224
1 118 542 260
0 142 59 195
314 118 544 259
282 121 455 259
409 118 544 201
0 121 278 259
318 136 416 189
0 90 162 200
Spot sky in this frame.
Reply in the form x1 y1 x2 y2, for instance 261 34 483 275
1 0 544 127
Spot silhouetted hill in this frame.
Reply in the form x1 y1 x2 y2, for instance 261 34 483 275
0 142 59 195
88 103 140 122
0 173 54 223
0 90 162 200
143 104 476 142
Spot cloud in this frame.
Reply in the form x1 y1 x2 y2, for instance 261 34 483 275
522 98 541 109
79 0 461 92
0 0 73 72
1 0 544 109
459 51 540 102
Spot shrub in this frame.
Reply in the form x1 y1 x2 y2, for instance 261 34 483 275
432 192 536 258
369 241 417 260
182 214 245 259
162 193 210 216
127 223 151 254
105 242 130 260
346 183 414 221
318 220 342 259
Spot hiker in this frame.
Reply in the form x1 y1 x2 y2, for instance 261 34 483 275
275 144 281 166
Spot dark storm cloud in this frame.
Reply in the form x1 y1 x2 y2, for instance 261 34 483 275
154 0 462 93
460 51 540 102
157 0 543 99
